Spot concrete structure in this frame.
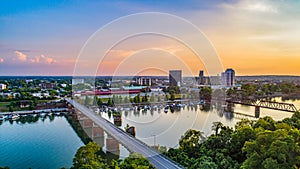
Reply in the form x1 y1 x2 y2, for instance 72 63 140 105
67 98 182 169
222 68 235 86
169 70 182 87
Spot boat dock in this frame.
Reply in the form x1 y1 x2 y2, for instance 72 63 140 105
0 108 69 116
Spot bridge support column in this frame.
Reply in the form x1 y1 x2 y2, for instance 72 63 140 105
93 126 104 147
255 106 260 118
106 135 120 164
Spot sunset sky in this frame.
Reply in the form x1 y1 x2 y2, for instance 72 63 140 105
1 0 300 76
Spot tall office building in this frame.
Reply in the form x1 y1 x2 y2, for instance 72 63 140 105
221 68 235 86
169 70 182 87
199 70 204 85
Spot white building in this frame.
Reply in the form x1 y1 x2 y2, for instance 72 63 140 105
136 77 152 86
0 84 7 90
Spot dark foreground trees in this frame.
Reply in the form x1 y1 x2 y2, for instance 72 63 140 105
71 142 153 169
164 112 300 169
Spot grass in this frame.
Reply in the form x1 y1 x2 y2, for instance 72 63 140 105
0 102 10 112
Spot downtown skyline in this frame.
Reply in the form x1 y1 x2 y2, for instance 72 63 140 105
1 0 300 76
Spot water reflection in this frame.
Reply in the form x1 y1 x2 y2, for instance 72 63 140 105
0 114 84 169
69 97 298 153
66 112 130 162
0 113 65 126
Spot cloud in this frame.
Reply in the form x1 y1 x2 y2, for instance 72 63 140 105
29 54 55 64
107 49 136 58
13 51 56 64
220 0 278 13
0 58 4 63
14 50 27 61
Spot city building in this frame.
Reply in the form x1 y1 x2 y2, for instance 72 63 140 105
199 70 204 84
169 70 182 87
221 68 235 86
41 83 55 89
136 77 152 86
0 84 7 90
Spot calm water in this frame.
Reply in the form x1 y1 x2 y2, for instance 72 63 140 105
100 97 298 149
1 97 299 168
0 116 84 169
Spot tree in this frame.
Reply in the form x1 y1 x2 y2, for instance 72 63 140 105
170 93 175 101
212 122 224 136
253 116 276 131
71 142 106 169
150 94 155 102
142 94 148 103
84 96 92 106
120 153 154 169
107 98 113 106
199 87 212 100
8 105 14 112
179 129 204 158
124 96 129 104
242 129 300 169
97 98 103 107
134 94 141 103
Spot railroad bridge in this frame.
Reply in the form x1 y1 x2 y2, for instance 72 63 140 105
226 98 299 114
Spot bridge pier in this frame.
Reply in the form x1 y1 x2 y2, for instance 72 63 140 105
106 135 120 163
255 106 260 118
92 126 104 147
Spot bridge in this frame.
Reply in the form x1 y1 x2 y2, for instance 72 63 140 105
66 98 183 169
226 98 299 113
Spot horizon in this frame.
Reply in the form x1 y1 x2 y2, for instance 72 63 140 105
1 74 300 78
1 1 300 76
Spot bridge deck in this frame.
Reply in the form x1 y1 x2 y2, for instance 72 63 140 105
227 99 299 113
66 99 182 169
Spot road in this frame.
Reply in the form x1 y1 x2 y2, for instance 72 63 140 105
66 98 183 169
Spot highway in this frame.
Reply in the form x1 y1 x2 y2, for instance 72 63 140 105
66 98 183 169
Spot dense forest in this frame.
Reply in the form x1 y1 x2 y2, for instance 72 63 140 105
66 111 300 169
164 112 300 169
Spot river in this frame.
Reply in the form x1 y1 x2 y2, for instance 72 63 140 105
0 97 298 168
100 97 297 151
0 115 84 169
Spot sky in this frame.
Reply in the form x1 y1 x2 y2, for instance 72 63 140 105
0 0 300 76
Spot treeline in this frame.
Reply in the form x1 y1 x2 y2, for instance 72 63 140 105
227 82 300 99
164 112 300 169
70 142 153 169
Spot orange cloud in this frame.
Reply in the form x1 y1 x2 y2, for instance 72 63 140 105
13 51 56 64
14 50 27 61
30 54 55 64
